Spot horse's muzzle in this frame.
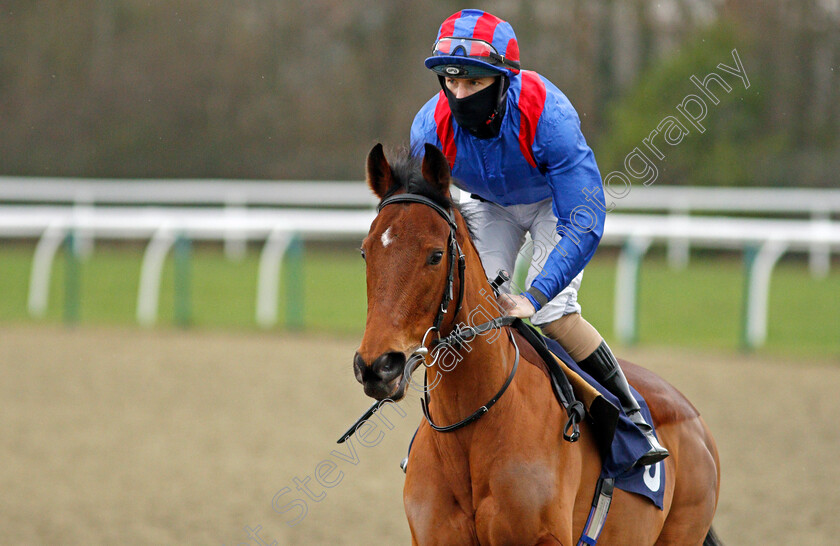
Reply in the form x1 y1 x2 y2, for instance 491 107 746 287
354 351 407 400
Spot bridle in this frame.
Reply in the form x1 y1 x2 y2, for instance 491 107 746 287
377 191 520 433
377 192 466 334
338 189 580 444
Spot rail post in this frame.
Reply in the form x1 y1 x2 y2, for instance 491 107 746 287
63 230 80 324
615 235 652 345
137 226 175 327
173 233 192 328
741 239 788 350
256 228 292 328
28 221 67 318
284 234 305 330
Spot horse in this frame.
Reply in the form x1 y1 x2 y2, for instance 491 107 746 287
352 142 722 545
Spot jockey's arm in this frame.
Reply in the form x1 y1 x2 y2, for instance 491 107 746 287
521 109 606 313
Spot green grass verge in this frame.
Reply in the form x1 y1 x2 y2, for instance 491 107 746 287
0 242 837 357
578 251 840 355
0 242 367 333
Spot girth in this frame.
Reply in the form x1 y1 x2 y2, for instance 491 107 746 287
511 319 585 442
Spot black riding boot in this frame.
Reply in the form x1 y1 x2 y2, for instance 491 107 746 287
578 341 669 467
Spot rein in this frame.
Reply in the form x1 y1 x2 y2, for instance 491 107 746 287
338 190 580 443
421 327 520 432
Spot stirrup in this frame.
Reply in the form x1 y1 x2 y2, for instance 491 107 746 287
635 439 669 466
628 411 669 466
635 442 669 467
400 457 408 473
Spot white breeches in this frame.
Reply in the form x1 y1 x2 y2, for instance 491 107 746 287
459 194 583 327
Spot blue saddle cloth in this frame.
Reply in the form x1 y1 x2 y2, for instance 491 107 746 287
541 336 666 510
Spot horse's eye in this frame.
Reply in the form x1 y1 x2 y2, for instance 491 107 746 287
360 248 366 261
427 250 444 265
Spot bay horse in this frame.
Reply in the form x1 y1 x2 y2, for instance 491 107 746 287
353 143 721 545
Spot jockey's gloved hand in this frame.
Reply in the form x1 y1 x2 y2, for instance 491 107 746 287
498 293 536 318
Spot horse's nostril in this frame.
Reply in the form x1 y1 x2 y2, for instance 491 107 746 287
355 351 406 389
371 352 406 382
353 352 366 384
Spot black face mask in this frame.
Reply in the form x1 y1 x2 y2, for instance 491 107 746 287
441 76 508 139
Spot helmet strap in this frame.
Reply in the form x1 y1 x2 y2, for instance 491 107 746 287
487 75 510 125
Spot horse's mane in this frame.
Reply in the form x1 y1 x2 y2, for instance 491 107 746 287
380 147 453 211
379 146 478 239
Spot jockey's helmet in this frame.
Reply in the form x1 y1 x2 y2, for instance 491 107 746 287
425 10 521 79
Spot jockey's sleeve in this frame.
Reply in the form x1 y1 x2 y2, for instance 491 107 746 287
523 103 606 312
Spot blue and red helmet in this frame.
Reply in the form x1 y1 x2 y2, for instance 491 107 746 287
425 10 521 78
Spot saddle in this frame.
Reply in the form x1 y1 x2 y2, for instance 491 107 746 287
510 319 620 456
512 319 666 511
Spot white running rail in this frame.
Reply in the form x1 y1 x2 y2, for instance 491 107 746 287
1 205 838 348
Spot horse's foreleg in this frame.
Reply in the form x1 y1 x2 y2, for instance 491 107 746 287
403 429 478 545
405 486 477 545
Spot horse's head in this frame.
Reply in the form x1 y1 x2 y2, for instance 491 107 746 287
353 143 461 401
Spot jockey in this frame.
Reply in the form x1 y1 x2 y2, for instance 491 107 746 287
410 9 668 467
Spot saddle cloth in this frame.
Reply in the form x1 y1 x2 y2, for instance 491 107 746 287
537 334 666 510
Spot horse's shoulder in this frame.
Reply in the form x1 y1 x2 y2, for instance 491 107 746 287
512 329 551 379
619 359 701 427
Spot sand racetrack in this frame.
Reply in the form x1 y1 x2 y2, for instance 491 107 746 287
1 325 838 545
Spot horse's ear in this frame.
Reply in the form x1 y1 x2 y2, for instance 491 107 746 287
366 143 395 199
421 143 452 197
